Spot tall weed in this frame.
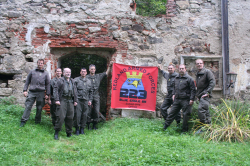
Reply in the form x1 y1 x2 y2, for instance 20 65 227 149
196 99 250 143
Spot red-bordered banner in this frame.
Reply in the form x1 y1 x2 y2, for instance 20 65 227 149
111 63 158 111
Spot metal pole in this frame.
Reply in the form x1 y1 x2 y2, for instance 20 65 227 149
222 0 229 96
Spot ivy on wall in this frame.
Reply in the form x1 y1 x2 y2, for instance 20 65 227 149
135 0 167 16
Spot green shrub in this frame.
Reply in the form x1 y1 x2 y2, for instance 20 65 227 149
135 0 167 17
0 96 16 105
195 99 250 143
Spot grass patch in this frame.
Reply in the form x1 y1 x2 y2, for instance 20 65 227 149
0 104 250 165
0 96 16 105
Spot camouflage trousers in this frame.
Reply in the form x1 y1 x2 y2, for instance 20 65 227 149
74 99 89 128
54 97 74 134
165 99 192 132
160 97 181 123
198 97 211 124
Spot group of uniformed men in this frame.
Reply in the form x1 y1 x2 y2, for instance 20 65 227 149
19 58 215 139
158 59 215 132
20 59 112 140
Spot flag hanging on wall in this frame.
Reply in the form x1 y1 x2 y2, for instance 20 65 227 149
111 63 158 112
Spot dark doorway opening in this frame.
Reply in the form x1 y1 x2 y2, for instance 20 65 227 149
0 74 15 87
25 58 33 62
60 52 108 117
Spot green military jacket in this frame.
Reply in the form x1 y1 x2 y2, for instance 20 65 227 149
196 67 215 98
50 77 60 100
74 76 93 102
54 77 78 103
161 70 178 98
86 72 106 98
172 73 196 101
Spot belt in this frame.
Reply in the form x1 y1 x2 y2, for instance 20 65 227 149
62 96 73 100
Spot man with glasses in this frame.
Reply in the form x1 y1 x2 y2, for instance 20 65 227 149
195 59 215 126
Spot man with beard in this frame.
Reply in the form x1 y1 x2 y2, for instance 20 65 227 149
195 59 215 126
164 64 196 132
54 68 77 140
20 59 50 127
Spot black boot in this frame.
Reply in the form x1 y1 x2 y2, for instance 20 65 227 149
80 127 84 134
181 126 188 133
163 123 169 131
54 130 59 140
20 122 25 127
75 127 79 136
87 123 91 130
176 121 181 128
92 122 98 130
67 133 72 137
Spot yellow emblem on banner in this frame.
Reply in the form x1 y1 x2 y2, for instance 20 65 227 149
126 72 143 79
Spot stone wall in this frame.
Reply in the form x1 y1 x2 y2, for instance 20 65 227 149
0 0 249 118
228 0 250 100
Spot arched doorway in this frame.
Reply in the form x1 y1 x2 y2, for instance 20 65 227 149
50 47 115 119
59 52 108 117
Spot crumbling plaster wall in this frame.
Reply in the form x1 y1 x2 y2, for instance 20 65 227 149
228 0 250 100
0 0 247 116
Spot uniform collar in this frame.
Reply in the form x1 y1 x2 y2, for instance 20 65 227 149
88 74 95 78
63 76 71 82
170 72 177 77
80 77 87 81
35 68 44 72
177 73 188 78
197 67 206 74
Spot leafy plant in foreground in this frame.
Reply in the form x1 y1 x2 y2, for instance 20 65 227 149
0 96 16 105
195 99 250 143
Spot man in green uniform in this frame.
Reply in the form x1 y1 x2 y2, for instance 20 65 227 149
195 59 215 125
48 68 62 126
54 68 77 140
164 64 196 132
158 64 181 124
74 68 93 135
86 62 112 130
20 59 50 127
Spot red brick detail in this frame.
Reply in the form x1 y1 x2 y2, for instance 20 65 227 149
13 23 129 120
43 104 50 115
166 0 177 24
130 1 136 11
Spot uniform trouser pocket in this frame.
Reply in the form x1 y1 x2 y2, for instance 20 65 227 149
198 97 210 124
